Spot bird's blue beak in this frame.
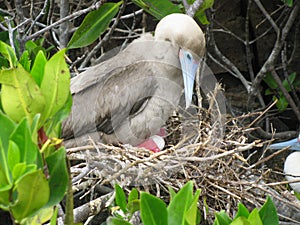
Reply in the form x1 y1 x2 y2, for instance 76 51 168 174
269 134 300 150
179 49 199 108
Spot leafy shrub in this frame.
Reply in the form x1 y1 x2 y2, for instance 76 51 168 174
0 41 71 224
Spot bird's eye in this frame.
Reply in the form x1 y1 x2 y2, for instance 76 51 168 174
186 52 192 61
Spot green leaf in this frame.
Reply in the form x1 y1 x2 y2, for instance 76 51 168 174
258 196 278 225
127 188 140 214
282 72 296 92
19 50 31 72
11 169 50 221
10 118 39 165
248 208 263 225
194 0 214 25
44 147 68 208
213 211 232 225
0 65 45 124
185 189 201 225
140 192 168 225
68 2 121 49
24 207 54 225
31 50 47 86
115 183 127 213
230 217 251 225
127 199 140 215
40 49 70 123
106 216 133 225
0 41 17 68
11 162 26 181
168 186 176 201
50 207 58 225
263 73 278 89
264 88 274 96
282 0 293 7
0 139 13 200
128 188 139 203
7 141 20 172
167 181 193 225
274 95 288 112
0 111 15 196
132 0 181 20
234 203 250 220
43 92 72 137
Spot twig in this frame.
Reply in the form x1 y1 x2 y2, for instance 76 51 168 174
186 0 204 18
251 1 300 95
25 1 106 42
80 0 127 68
270 67 300 122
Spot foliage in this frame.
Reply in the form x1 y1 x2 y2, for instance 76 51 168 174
0 40 71 224
68 2 122 49
68 0 214 50
213 196 279 225
281 0 293 7
106 181 201 225
264 72 300 111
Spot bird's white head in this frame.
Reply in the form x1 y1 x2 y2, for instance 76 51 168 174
154 13 206 108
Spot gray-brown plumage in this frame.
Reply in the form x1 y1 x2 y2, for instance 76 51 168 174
62 13 205 147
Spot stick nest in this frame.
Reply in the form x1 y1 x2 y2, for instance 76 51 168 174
66 88 300 224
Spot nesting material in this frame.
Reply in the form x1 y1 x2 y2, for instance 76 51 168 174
66 86 300 224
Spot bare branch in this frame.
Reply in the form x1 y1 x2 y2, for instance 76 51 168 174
25 1 106 42
251 1 300 95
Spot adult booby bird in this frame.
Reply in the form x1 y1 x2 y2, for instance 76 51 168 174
269 134 300 192
62 13 205 151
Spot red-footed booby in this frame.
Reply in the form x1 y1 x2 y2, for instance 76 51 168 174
269 134 300 192
62 13 205 151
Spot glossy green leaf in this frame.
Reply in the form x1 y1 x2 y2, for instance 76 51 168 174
132 0 181 19
248 208 263 225
213 211 232 225
185 189 201 225
140 192 168 225
44 147 68 207
168 186 176 201
230 217 251 225
10 118 39 165
167 181 193 225
0 65 45 124
234 203 250 220
31 50 47 86
50 207 58 225
0 139 12 193
11 163 26 181
0 111 16 188
11 170 50 221
43 92 72 137
68 3 121 49
127 188 139 214
24 207 54 225
127 199 140 215
194 0 214 24
128 188 139 203
40 49 70 123
106 216 133 225
0 110 15 149
0 41 17 68
7 141 20 172
19 50 31 72
115 183 127 213
259 196 278 225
